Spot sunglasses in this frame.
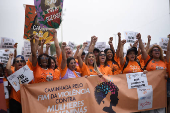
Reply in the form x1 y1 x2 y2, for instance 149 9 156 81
99 54 106 56
153 49 160 52
40 57 49 60
16 60 24 63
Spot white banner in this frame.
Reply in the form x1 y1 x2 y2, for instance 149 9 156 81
126 72 148 89
137 85 153 110
0 37 16 49
159 37 169 51
7 65 34 92
124 31 138 44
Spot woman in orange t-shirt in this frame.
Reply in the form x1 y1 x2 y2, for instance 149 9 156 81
49 56 60 78
96 51 112 75
119 33 143 74
59 42 80 79
104 48 121 75
138 33 167 113
30 35 60 83
6 54 26 113
77 42 102 77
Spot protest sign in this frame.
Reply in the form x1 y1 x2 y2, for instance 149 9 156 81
126 72 148 89
7 65 34 92
24 40 31 48
0 78 7 112
21 70 166 113
159 37 169 51
0 50 11 65
0 37 16 49
43 47 51 55
95 42 106 51
84 41 91 51
24 5 54 44
68 41 75 50
124 31 138 44
23 48 31 61
34 0 63 29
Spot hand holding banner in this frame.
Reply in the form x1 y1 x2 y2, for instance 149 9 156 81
7 65 34 92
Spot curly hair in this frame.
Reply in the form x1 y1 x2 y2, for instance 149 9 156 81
38 53 51 68
147 45 164 61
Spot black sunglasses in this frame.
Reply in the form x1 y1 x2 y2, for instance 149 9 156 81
153 49 160 52
99 54 106 56
16 60 24 63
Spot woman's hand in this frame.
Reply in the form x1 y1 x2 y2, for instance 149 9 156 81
61 42 67 50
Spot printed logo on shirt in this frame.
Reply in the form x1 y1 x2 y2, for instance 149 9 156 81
46 75 53 81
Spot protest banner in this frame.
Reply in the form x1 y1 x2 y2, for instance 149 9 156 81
24 5 54 44
0 37 16 49
159 37 169 51
34 0 63 29
0 78 7 113
7 65 34 92
21 70 166 113
124 31 138 44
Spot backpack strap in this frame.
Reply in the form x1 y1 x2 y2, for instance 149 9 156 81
136 60 144 71
143 58 152 70
122 59 129 73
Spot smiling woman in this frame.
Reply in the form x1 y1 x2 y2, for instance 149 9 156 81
29 34 60 83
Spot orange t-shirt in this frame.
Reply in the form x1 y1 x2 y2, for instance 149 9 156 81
80 62 98 76
3 78 9 109
26 59 34 71
137 55 145 69
107 61 121 75
98 65 112 75
32 63 60 83
10 70 21 103
121 59 143 74
11 66 15 72
144 55 167 71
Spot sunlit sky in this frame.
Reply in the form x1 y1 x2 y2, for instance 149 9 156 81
0 0 170 54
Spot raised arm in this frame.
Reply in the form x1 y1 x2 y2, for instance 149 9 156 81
74 45 80 59
77 42 87 68
109 37 115 53
116 33 121 58
30 35 39 67
6 53 13 75
45 43 51 55
137 33 148 60
39 39 46 55
14 43 18 58
53 29 61 57
88 36 98 53
61 42 67 70
145 35 151 51
119 33 126 65
166 34 170 62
